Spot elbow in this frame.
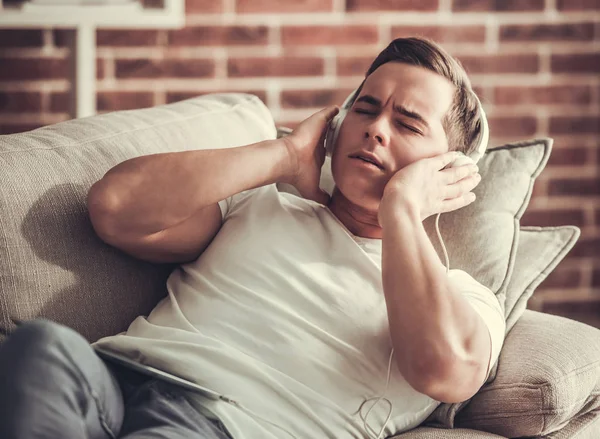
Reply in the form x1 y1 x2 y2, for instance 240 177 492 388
404 354 486 404
87 180 122 243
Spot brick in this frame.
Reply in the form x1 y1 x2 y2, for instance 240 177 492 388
541 302 600 328
548 178 600 196
521 208 586 227
0 29 43 48
115 58 215 78
52 30 70 48
97 30 159 47
281 25 378 46
50 92 69 113
487 116 537 137
97 58 105 80
531 178 546 198
186 0 223 13
97 92 155 111
166 90 267 104
557 0 600 10
0 123 45 135
0 58 68 80
458 54 539 74
169 26 268 46
549 116 600 135
281 88 355 109
539 267 582 289
552 53 600 74
500 23 595 42
236 0 333 13
337 56 372 76
494 85 592 106
347 0 439 11
569 237 600 258
547 147 588 167
452 0 544 11
228 57 324 77
593 267 600 287
0 91 42 112
391 25 486 44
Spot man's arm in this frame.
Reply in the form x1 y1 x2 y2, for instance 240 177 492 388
380 195 492 404
88 106 339 263
88 139 292 263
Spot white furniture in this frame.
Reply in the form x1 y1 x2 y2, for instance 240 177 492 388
0 0 185 118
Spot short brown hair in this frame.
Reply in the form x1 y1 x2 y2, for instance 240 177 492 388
352 37 483 154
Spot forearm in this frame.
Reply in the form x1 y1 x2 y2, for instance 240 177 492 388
88 138 291 236
380 199 487 396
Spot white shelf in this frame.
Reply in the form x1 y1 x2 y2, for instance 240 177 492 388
0 1 184 28
0 0 185 118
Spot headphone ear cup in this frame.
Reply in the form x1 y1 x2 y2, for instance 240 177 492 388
325 109 347 157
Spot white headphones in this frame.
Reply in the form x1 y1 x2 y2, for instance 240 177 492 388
324 88 490 167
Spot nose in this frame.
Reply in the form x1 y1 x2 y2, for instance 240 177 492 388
364 117 390 147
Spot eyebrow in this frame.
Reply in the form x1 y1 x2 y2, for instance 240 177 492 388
355 94 429 128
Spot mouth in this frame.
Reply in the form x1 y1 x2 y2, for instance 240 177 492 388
349 154 384 170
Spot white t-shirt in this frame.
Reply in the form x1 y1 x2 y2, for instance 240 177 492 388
94 184 505 439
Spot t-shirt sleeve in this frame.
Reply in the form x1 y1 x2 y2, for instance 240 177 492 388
448 269 506 379
217 184 274 220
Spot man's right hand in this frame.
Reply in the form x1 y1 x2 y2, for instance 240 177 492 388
281 105 339 205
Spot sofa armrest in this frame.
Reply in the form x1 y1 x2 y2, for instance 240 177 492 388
454 309 600 437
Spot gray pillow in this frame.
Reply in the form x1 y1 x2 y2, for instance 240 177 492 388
505 225 579 333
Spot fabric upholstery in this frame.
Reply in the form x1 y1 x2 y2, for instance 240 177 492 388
0 94 276 342
504 226 580 333
392 426 505 438
453 310 600 437
544 410 600 439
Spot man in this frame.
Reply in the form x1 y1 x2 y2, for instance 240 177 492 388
0 37 505 439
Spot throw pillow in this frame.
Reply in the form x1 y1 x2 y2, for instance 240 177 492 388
0 93 277 342
504 225 580 333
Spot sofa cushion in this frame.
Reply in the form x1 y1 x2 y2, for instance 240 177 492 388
0 93 276 342
454 310 600 437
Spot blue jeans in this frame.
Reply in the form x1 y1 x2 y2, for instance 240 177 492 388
0 320 233 439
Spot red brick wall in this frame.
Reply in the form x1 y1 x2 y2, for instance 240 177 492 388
1 0 599 323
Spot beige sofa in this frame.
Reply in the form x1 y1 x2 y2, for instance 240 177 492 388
1 93 599 438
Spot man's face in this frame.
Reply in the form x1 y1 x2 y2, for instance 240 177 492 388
331 62 455 211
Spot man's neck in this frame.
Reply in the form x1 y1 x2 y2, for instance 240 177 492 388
327 188 383 239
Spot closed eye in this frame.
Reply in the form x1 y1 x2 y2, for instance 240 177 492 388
354 108 375 116
396 121 422 135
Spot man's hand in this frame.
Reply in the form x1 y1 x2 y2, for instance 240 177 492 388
281 106 339 205
378 151 481 225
